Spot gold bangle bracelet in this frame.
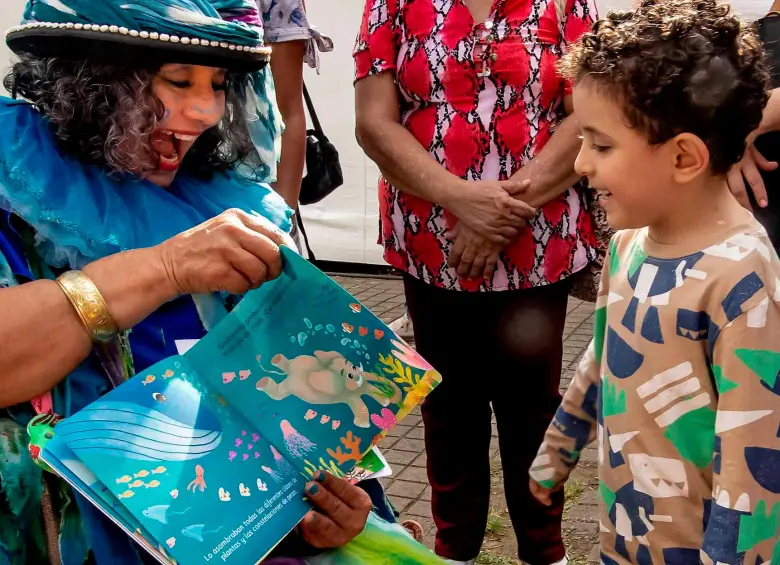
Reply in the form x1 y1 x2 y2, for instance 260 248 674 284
56 270 119 344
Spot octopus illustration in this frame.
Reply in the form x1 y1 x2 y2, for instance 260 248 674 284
187 464 207 493
280 420 316 458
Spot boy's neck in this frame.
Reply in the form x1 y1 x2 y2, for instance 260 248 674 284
646 175 748 249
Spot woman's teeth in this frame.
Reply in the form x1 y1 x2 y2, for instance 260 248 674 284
164 130 198 142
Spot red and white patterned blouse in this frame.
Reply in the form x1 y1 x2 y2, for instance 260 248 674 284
354 0 598 292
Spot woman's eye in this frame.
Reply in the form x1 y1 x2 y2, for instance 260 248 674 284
213 82 228 92
167 79 190 89
592 143 611 153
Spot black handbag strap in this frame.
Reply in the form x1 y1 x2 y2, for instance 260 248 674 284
296 212 317 263
303 82 326 139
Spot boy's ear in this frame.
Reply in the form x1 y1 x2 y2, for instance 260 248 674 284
669 133 710 183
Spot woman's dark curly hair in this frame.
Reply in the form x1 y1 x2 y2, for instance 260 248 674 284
559 0 770 174
3 56 261 179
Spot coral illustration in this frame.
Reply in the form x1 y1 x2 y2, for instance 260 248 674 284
302 458 345 479
327 432 363 466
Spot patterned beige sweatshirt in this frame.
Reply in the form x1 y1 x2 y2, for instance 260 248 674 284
531 214 780 565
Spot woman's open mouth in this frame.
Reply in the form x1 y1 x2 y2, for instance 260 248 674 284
151 130 199 172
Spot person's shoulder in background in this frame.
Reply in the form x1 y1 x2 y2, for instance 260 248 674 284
257 0 313 43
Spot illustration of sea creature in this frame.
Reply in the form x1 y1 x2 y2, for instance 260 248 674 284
180 524 224 543
270 444 298 477
218 487 231 502
370 408 398 431
257 479 268 492
350 303 362 313
359 327 368 337
252 433 260 442
222 372 236 384
247 442 254 450
332 420 341 431
170 489 179 499
320 415 331 425
256 351 402 428
280 420 317 458
254 452 260 459
391 339 434 371
327 431 363 465
163 369 174 379
145 480 161 489
142 505 192 525
228 451 237 462
242 453 249 461
214 394 229 407
239 483 251 497
342 323 354 333
241 430 247 436
166 537 176 549
152 466 167 474
374 329 384 340
235 438 243 447
118 490 135 499
142 375 156 386
239 370 251 381
152 392 167 403
304 409 318 421
262 465 283 483
187 464 206 492
116 475 132 484
134 470 149 478
129 480 145 489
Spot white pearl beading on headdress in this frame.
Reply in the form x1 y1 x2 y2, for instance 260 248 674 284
5 22 270 55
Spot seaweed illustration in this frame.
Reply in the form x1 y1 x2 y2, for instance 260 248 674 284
377 353 423 392
327 432 363 466
301 457 345 479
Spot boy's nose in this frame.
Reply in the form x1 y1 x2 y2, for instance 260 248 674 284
574 147 592 177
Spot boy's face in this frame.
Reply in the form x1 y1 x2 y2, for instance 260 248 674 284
572 81 678 231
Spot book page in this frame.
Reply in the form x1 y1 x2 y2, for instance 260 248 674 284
46 355 310 565
186 247 441 479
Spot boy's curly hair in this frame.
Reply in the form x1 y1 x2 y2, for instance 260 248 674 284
559 0 770 174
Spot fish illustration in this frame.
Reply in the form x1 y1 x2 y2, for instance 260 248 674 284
359 327 368 337
239 370 251 381
228 451 237 462
350 303 362 313
218 488 231 502
257 479 268 492
170 489 179 499
163 369 174 379
320 415 331 425
152 392 167 403
254 452 260 459
241 430 247 436
342 323 354 333
222 372 236 384
118 490 135 500
180 524 224 543
304 409 317 421
374 329 385 340
129 480 145 489
239 483 251 497
252 433 260 442
242 453 249 461
332 420 341 431
142 505 192 525
248 443 254 450
235 438 243 447
142 375 156 386
166 537 176 548
145 480 161 488
134 470 150 478
152 466 167 474
116 475 132 484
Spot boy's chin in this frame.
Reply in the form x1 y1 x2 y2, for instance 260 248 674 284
604 209 646 231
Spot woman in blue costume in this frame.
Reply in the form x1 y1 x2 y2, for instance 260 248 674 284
0 1 392 564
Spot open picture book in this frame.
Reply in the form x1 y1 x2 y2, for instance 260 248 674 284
40 247 441 565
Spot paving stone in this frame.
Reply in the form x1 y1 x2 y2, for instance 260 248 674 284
393 438 426 453
387 480 427 499
388 495 415 513
385 449 418 466
397 466 429 484
566 503 599 523
386 424 412 438
406 500 434 519
404 426 425 440
421 486 432 501
411 453 427 468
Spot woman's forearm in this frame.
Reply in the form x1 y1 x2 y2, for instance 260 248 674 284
511 115 584 208
0 247 177 408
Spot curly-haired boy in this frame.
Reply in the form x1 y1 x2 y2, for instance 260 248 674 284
528 0 780 563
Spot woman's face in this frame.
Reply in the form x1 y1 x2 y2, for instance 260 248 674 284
148 64 228 187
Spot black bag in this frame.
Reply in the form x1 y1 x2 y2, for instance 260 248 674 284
753 12 780 250
298 83 343 205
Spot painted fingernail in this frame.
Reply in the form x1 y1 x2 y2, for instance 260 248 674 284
307 483 320 496
314 471 327 483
